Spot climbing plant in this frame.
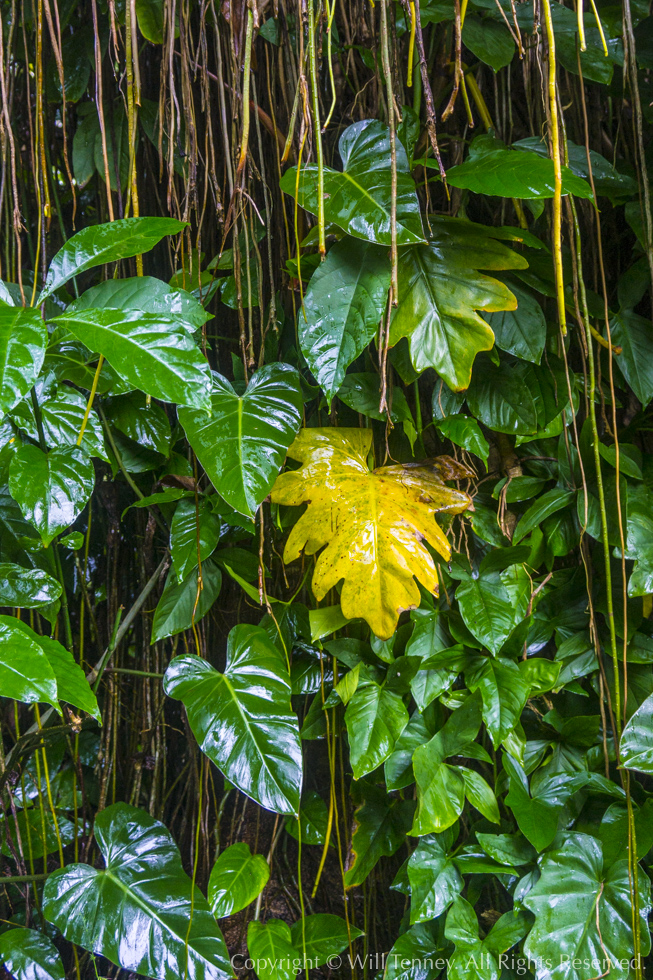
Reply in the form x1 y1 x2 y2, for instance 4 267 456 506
0 0 653 978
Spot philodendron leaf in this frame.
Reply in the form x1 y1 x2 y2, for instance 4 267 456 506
388 218 528 391
52 309 211 410
445 897 530 980
407 834 463 924
271 428 472 639
456 566 531 655
620 691 653 773
344 681 409 777
69 275 209 327
0 928 65 980
0 307 47 419
0 563 62 607
170 497 221 581
523 832 651 980
43 803 232 980
280 119 425 246
208 842 270 918
151 559 222 642
9 444 94 546
289 914 363 966
246 920 297 980
0 618 60 711
179 364 303 517
0 616 100 721
39 217 185 302
344 785 415 887
11 384 107 460
300 237 391 403
163 625 302 814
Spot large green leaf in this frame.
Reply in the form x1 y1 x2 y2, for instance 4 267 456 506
104 391 172 455
445 898 530 980
280 119 425 246
9 444 94 546
0 928 64 980
620 691 653 773
43 802 232 980
179 365 303 517
246 920 297 980
384 922 444 980
344 681 409 778
208 842 270 918
513 488 575 543
465 656 530 746
388 219 527 390
69 275 209 328
456 567 530 655
344 785 414 887
11 384 107 460
610 311 653 407
484 279 547 363
300 238 391 403
39 217 185 302
0 308 47 419
0 563 62 607
407 834 463 924
0 618 59 710
163 625 302 814
447 135 592 199
52 309 211 410
462 16 514 71
289 913 362 966
523 833 651 980
170 498 221 580
466 358 538 435
151 559 222 642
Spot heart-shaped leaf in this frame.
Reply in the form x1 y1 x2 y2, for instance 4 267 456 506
170 497 222 581
43 802 232 980
52 309 211 410
271 428 471 639
151 559 222 642
9 445 94 546
407 835 463 924
208 842 270 918
163 625 302 814
0 928 65 980
39 217 185 302
345 682 409 778
179 364 303 517
0 308 47 419
0 618 60 711
0 563 62 607
68 275 209 327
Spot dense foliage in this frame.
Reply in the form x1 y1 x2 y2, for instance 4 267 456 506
1 0 653 978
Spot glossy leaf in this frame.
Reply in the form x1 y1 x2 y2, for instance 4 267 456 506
0 928 65 980
465 656 530 746
284 790 329 845
69 275 209 328
289 914 362 966
345 682 409 777
0 308 47 419
0 563 62 607
407 834 463 924
208 842 270 918
104 391 172 456
445 898 529 980
151 559 222 642
280 119 425 246
344 786 414 887
388 219 527 391
620 691 653 773
9 444 94 546
171 498 221 580
163 625 302 814
180 365 303 517
0 618 59 710
39 217 185 302
11 384 107 460
513 488 575 543
523 833 651 980
246 920 298 980
271 428 471 639
462 16 514 71
456 566 530 655
52 309 211 410
436 415 489 466
610 311 653 407
485 279 547 363
43 802 232 980
384 922 444 980
300 237 391 403
466 358 538 435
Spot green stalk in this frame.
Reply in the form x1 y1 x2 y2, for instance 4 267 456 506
307 0 325 256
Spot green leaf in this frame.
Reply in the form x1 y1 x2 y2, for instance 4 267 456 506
436 415 489 466
247 920 297 980
280 119 425 247
52 309 211 410
104 391 171 457
9 445 94 546
610 311 653 407
69 275 210 328
170 498 221 581
620 691 653 773
407 834 463 924
39 217 186 302
445 898 529 980
0 618 59 710
300 238 391 403
285 790 329 845
384 922 444 980
476 832 536 866
344 786 414 887
466 358 538 435
1 807 78 859
289 914 362 966
389 219 527 391
459 767 500 824
465 656 530 745
513 487 575 543
135 0 164 42
151 559 222 642
523 833 651 980
0 307 47 419
456 567 530 655
514 136 636 204
337 373 413 424
0 928 65 980
0 563 62 607
179 365 303 517
208 842 270 918
503 755 577 851
485 279 547 363
345 682 409 778
163 626 302 814
43 802 232 980
462 15 514 71
447 135 593 199
11 384 107 460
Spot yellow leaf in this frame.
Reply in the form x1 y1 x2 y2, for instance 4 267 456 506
270 428 472 639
